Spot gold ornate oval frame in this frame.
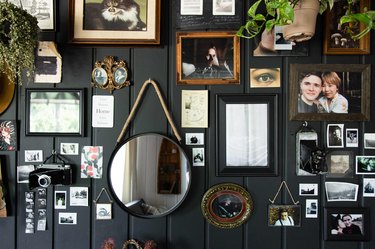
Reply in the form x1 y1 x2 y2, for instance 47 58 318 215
201 183 253 229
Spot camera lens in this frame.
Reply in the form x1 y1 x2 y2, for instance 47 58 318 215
38 175 51 188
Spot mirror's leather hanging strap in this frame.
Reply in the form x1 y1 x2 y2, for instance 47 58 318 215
116 79 182 144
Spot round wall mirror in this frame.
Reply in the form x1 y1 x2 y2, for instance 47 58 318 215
108 133 191 218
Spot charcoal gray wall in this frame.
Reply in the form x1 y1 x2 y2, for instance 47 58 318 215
0 1 374 249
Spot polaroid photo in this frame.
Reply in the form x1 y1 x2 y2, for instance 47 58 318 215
274 26 293 50
60 143 79 155
306 199 318 218
346 128 358 147
192 147 205 166
55 191 67 209
25 150 43 163
185 133 204 145
327 124 344 148
363 178 375 197
70 187 89 206
299 183 318 196
364 133 375 149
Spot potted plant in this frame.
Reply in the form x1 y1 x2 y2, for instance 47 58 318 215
237 0 373 42
0 1 39 85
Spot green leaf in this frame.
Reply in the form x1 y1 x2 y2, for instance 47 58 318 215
247 0 263 18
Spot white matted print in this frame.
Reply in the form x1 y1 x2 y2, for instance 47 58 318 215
327 124 344 148
180 0 203 15
60 143 79 155
213 0 235 15
55 191 67 209
25 150 43 162
185 133 204 145
70 187 89 206
363 178 375 197
364 133 375 149
192 147 205 166
17 165 35 183
325 182 358 202
58 212 77 225
96 203 112 220
346 128 358 147
306 199 318 218
299 183 318 196
181 90 208 128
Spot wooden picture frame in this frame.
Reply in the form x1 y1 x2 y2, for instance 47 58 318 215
68 0 160 45
324 207 370 241
216 94 278 176
201 183 253 229
176 31 240 85
323 0 370 55
289 64 370 121
26 89 84 136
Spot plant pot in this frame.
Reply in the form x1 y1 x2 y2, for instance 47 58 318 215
282 0 320 42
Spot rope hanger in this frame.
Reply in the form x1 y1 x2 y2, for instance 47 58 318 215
116 79 181 144
269 181 299 205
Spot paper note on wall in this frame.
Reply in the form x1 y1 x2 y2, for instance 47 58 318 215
34 41 62 83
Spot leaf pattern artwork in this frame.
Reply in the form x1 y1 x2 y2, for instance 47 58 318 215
81 146 103 178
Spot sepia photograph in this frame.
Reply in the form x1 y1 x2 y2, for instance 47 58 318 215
250 68 280 88
325 151 353 178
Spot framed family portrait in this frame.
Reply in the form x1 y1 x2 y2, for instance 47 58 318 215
289 64 370 121
26 89 84 136
323 0 370 55
201 183 253 229
68 0 160 45
216 94 278 176
324 207 370 241
176 31 240 85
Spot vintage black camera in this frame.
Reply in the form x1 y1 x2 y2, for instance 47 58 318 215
29 164 72 190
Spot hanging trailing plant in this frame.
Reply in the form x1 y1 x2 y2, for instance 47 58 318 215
0 1 39 85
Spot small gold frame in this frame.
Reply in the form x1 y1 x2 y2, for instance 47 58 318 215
91 56 130 93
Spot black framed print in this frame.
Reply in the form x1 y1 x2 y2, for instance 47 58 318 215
324 207 370 241
289 64 370 121
216 94 278 176
26 89 84 136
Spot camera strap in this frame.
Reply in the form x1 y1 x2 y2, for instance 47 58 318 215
43 151 66 165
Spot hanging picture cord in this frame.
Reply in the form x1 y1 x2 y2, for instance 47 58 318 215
94 188 113 204
269 181 299 205
116 78 182 145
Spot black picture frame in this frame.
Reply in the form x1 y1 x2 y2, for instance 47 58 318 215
216 94 278 176
324 207 370 241
268 204 301 227
289 64 370 121
26 89 84 136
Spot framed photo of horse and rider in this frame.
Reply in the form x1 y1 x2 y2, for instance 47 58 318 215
289 64 371 122
68 0 161 45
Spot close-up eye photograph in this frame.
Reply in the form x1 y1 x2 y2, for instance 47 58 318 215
250 68 281 88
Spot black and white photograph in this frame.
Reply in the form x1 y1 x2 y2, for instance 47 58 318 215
356 156 375 175
58 212 77 225
25 150 43 162
70 187 88 206
96 203 112 220
299 183 318 196
325 182 358 202
325 151 353 178
268 204 301 227
363 178 375 197
60 142 79 155
180 0 203 15
17 165 35 183
54 191 66 210
346 128 358 147
305 199 318 218
274 26 293 50
192 147 204 166
364 133 375 149
213 0 235 15
185 133 204 145
327 124 344 148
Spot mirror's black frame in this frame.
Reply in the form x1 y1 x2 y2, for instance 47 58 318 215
107 133 192 218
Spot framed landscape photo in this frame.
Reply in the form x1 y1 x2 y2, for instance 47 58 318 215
325 182 358 202
323 0 370 55
68 0 160 45
201 183 253 229
324 207 370 241
26 89 84 136
289 64 370 121
216 94 278 176
176 31 240 85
